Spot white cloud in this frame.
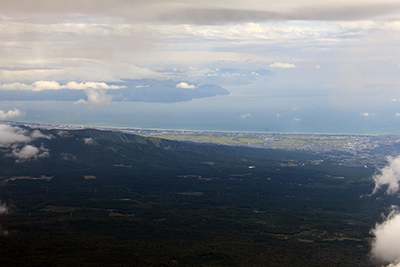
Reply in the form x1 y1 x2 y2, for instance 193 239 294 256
0 109 24 120
361 112 377 116
83 137 95 145
369 156 400 266
0 201 9 216
396 113 400 117
371 206 400 266
371 156 400 195
8 144 49 163
176 82 196 89
0 64 161 84
74 99 87 105
269 63 297 68
0 124 33 147
32 80 61 91
239 113 251 119
57 130 71 137
0 81 126 91
0 124 52 162
75 88 114 107
30 130 53 140
62 82 125 90
0 82 32 90
293 117 301 121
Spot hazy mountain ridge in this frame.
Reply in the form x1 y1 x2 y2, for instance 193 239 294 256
0 127 322 182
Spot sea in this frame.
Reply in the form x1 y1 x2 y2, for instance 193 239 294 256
1 90 400 135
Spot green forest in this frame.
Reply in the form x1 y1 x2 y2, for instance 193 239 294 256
0 128 392 266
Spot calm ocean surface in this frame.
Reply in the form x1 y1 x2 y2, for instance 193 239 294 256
1 93 400 135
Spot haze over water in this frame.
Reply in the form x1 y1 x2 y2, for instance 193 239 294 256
3 84 399 135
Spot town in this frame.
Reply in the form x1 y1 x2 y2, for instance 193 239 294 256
7 121 400 169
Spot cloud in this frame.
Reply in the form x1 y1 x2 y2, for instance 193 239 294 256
74 88 114 107
371 206 400 266
176 82 196 89
57 130 71 137
32 80 61 91
0 124 33 147
0 82 32 90
0 81 126 91
0 200 10 236
0 64 161 84
0 201 9 216
293 117 301 121
166 67 272 86
396 113 400 117
0 124 52 162
239 113 251 119
269 63 297 68
30 129 53 140
74 99 87 105
83 137 95 145
62 82 125 90
1 1 400 24
0 109 24 120
361 112 377 117
8 144 50 163
0 126 54 145
371 156 400 195
369 157 400 266
157 3 400 24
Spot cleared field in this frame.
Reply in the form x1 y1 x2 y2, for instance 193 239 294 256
154 133 356 147
155 134 265 145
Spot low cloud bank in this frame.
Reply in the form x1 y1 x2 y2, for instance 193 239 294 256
0 81 126 91
0 124 52 162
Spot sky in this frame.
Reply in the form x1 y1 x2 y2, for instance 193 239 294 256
1 0 400 133
3 2 400 264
